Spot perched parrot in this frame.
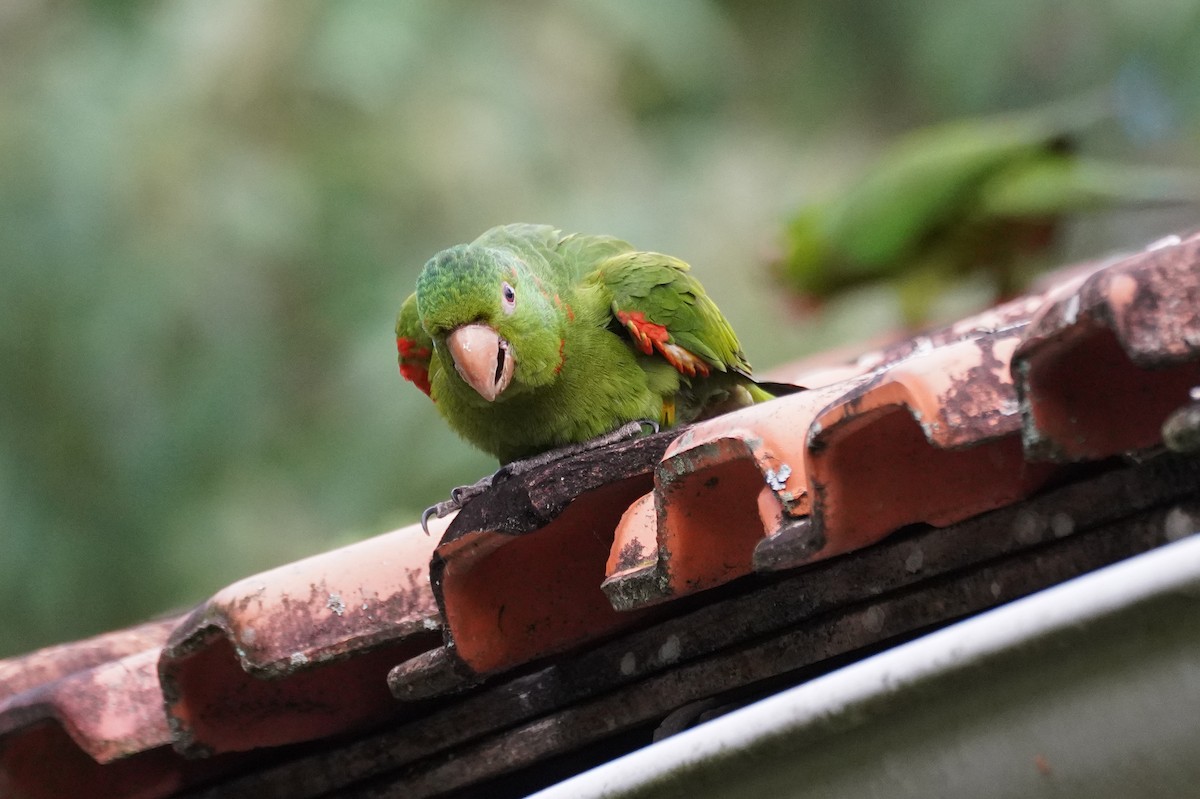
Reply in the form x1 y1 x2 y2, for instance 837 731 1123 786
397 224 795 470
777 97 1198 326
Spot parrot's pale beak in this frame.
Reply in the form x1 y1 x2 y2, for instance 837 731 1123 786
447 323 515 402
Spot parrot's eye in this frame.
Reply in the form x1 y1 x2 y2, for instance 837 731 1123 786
501 281 516 314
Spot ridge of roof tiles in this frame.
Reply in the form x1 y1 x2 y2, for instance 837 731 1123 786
0 617 231 799
0 517 449 797
1 229 1198 799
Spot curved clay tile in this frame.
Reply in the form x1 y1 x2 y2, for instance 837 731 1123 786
0 644 235 799
393 432 675 688
602 492 659 611
804 331 1057 562
601 381 864 611
159 519 446 757
1015 232 1200 461
0 648 169 764
0 617 179 702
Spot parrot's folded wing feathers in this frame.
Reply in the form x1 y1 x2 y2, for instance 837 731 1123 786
591 252 753 380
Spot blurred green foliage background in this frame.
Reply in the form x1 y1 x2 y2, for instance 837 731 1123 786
2 0 1198 657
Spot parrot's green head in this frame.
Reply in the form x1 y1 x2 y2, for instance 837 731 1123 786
416 244 565 403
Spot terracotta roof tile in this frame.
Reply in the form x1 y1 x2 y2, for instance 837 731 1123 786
195 453 1200 799
161 518 446 756
416 437 669 683
800 331 1058 562
602 383 860 610
1 647 170 764
1014 232 1200 461
0 617 178 702
602 329 1063 610
0 620 231 799
1 721 191 799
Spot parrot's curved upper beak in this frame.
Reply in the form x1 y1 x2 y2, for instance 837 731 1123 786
447 323 515 402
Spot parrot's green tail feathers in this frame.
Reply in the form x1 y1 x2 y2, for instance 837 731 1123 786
748 380 806 403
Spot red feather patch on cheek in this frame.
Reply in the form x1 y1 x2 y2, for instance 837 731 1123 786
396 336 433 396
396 336 431 360
399 362 432 396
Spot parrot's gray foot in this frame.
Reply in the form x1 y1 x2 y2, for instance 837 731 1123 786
420 420 659 535
420 475 494 534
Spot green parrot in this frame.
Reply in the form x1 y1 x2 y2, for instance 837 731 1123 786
778 98 1198 325
397 224 792 470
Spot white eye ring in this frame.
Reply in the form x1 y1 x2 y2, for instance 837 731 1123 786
501 281 516 314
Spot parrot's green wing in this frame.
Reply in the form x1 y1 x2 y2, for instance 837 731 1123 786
395 291 435 397
588 251 752 379
827 106 1101 270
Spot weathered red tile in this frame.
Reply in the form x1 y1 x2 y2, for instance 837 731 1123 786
601 381 864 610
1015 233 1200 461
601 298 1059 609
0 642 236 799
0 617 179 702
160 519 445 756
432 478 654 677
603 492 658 596
1 648 169 763
804 332 1058 561
394 433 674 687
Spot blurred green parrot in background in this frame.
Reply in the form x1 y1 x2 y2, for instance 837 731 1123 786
397 224 795 475
777 97 1198 326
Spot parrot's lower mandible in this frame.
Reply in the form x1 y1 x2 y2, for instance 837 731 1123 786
396 224 794 466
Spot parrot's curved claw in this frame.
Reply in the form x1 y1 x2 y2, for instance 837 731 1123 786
420 475 496 535
638 419 660 436
420 504 445 536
